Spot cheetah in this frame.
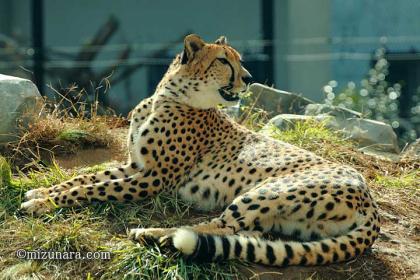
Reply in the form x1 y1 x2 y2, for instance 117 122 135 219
21 34 380 266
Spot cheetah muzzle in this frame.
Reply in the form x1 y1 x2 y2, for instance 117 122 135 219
218 86 240 102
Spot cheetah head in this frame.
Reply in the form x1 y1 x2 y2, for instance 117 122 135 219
161 34 252 109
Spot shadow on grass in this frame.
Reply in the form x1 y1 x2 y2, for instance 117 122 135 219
240 252 395 280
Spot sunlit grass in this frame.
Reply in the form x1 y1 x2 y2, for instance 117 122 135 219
103 242 244 280
0 157 12 187
0 158 242 279
375 171 419 192
265 119 351 150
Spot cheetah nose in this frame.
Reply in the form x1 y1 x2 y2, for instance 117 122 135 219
241 74 253 85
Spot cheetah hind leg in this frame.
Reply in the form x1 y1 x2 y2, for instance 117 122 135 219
129 228 177 246
129 219 234 247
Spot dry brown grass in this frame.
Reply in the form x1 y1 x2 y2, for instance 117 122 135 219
1 84 128 171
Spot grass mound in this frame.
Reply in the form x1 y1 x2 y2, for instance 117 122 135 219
0 113 418 279
1 86 127 171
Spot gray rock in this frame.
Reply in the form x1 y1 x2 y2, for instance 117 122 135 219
0 74 43 143
305 103 362 119
304 104 399 154
244 83 314 117
344 118 400 154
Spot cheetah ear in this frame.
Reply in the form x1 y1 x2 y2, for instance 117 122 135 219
181 34 205 65
215 36 228 45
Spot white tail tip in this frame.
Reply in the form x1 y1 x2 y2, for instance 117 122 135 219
172 228 198 255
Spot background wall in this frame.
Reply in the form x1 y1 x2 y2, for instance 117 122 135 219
1 0 419 113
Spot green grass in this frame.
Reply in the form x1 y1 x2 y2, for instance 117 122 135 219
57 129 94 143
0 156 12 187
0 162 70 219
103 243 244 280
265 119 351 150
0 160 245 279
375 171 419 191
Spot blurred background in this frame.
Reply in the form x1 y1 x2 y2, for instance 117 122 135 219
0 0 419 142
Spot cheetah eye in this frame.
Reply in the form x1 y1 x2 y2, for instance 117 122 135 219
217 58 229 65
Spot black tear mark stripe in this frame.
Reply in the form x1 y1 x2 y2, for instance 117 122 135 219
208 57 235 83
204 59 217 74
225 59 235 83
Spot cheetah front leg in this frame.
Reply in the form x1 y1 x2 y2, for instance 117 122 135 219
24 162 141 201
20 168 163 215
24 96 155 201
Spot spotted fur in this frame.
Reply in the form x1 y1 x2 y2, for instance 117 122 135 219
21 34 380 266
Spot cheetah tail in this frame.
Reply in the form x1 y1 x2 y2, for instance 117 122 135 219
171 211 380 266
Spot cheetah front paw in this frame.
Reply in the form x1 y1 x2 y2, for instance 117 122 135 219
20 198 55 216
24 188 50 201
